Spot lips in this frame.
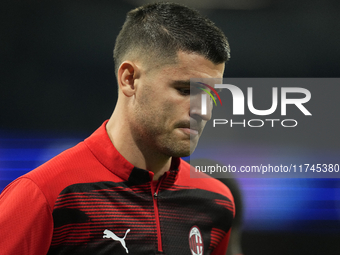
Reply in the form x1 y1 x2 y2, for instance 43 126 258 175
179 127 199 136
188 125 199 135
176 120 201 136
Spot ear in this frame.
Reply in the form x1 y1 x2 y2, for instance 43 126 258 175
117 61 140 97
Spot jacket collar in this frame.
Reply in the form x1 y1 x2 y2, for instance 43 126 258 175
84 120 180 184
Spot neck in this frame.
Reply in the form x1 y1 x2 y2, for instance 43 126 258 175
106 110 172 181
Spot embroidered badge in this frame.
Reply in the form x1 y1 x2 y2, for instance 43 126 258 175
189 226 204 255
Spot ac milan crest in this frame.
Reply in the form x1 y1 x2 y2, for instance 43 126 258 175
189 226 204 255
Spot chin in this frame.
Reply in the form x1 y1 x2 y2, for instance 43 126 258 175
166 149 190 158
160 136 199 157
171 144 199 158
162 145 191 158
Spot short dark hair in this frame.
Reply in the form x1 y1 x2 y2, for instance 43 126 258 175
113 2 230 74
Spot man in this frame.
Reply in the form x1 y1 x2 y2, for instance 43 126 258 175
0 2 234 254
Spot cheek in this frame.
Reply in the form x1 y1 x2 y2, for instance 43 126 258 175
138 86 186 125
161 99 183 122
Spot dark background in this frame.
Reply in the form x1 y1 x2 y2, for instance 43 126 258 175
1 0 340 133
1 0 340 254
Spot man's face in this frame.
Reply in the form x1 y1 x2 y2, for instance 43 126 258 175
129 51 225 157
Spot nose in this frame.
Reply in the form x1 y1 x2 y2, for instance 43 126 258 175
190 92 212 121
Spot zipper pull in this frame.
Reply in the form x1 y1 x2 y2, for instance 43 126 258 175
154 192 158 199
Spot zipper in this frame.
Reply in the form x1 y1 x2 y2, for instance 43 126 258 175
151 177 164 252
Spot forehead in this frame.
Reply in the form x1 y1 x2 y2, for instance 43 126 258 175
154 51 225 80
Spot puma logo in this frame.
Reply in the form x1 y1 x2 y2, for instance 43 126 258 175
103 229 130 253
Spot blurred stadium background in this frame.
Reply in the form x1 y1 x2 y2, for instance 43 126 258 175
1 0 340 254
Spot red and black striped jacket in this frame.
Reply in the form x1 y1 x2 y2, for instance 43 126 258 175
0 121 234 255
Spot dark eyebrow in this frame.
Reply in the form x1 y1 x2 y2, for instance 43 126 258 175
171 80 191 87
172 80 208 90
192 81 223 92
171 80 223 93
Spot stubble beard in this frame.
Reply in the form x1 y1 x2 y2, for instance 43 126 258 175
132 122 193 158
131 112 195 158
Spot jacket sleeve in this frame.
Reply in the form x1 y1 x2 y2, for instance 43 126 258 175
0 178 53 255
211 229 231 255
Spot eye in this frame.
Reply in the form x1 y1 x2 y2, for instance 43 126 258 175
176 87 191 95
